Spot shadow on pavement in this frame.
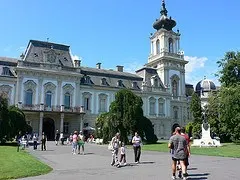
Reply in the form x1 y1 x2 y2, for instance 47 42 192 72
187 172 210 180
139 161 155 164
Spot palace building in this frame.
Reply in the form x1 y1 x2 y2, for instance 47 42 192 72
0 1 191 140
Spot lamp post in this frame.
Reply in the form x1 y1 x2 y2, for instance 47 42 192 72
79 106 85 131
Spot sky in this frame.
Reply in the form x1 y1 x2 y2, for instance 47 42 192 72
1 0 240 87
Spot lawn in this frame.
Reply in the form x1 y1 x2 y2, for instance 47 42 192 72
0 146 52 180
142 142 240 158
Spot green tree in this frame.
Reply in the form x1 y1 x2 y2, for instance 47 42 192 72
216 51 240 142
95 89 157 144
190 92 202 124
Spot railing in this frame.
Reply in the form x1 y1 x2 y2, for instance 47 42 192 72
20 103 85 114
142 86 166 92
148 51 184 61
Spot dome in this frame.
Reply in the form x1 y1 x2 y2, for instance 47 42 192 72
195 79 216 92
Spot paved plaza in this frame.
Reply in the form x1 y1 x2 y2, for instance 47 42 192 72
20 142 240 180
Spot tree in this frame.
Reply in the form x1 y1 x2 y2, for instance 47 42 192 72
190 92 202 124
95 89 157 144
215 51 240 142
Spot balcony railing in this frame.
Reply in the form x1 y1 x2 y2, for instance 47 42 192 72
142 86 166 92
19 103 85 114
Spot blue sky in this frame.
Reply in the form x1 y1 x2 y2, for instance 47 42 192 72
1 0 240 87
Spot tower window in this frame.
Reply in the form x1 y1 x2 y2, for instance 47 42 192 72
168 38 173 53
156 39 160 54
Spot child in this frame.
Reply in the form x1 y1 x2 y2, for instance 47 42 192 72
120 142 127 166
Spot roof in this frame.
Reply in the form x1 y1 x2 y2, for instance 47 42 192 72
28 40 70 51
80 66 143 81
0 57 18 66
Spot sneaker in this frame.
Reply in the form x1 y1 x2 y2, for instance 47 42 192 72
183 177 188 180
124 162 127 166
116 164 120 168
171 176 176 179
82 152 85 155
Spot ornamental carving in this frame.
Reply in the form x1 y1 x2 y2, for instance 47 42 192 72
44 82 56 93
63 84 74 95
24 80 37 91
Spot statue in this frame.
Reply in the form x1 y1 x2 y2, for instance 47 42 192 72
202 112 209 131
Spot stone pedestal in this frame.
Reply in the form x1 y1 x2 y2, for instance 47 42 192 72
192 124 221 147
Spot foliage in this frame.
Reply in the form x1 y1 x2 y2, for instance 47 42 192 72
95 89 157 144
216 51 240 142
190 92 202 124
0 96 30 143
0 146 52 179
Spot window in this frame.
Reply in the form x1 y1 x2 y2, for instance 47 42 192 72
85 76 91 84
149 97 156 115
173 106 178 119
63 122 69 133
118 80 123 87
2 67 10 75
84 97 90 110
99 98 106 112
101 78 107 86
172 80 178 97
158 102 164 115
154 78 158 87
132 82 138 89
25 89 33 105
156 39 160 54
64 93 70 109
45 91 52 107
168 38 173 53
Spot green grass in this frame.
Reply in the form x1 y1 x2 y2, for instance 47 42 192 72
142 142 240 158
0 146 52 180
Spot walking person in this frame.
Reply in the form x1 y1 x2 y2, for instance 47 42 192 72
33 134 38 150
132 132 142 163
78 131 85 155
55 130 60 145
41 132 47 151
119 142 127 166
72 131 78 155
168 127 188 180
110 132 121 167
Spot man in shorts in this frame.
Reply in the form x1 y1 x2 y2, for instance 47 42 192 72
168 127 188 180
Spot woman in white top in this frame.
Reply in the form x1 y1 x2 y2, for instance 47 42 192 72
110 132 120 167
132 132 142 163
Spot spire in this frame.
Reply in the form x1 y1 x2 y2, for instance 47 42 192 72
160 0 168 16
153 0 176 31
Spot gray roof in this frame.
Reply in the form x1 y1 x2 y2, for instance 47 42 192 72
0 57 17 77
0 57 18 66
81 66 143 81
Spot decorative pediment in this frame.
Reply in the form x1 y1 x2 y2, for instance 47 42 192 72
63 84 74 94
99 93 107 99
44 82 56 92
82 92 92 98
24 80 37 91
170 74 180 81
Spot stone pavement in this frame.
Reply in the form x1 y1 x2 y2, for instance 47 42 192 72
20 141 240 180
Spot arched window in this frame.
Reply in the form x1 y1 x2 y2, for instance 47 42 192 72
168 38 173 53
172 80 178 97
158 98 165 116
149 97 156 115
25 89 33 105
156 39 160 54
45 91 52 107
64 92 71 109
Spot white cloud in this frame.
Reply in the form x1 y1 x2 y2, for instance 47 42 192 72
123 61 144 74
185 56 207 73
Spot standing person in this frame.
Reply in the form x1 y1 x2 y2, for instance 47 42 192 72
78 131 85 155
69 133 73 145
16 131 22 152
119 142 127 166
168 127 188 180
132 132 142 163
181 127 191 176
110 132 121 167
41 132 47 151
60 132 64 145
72 131 78 155
33 134 38 150
55 130 60 145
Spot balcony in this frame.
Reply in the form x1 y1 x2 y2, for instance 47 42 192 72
19 103 85 114
148 51 184 62
142 86 166 92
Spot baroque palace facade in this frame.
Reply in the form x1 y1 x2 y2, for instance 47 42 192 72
0 1 191 140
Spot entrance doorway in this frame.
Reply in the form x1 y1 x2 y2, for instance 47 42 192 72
43 118 55 140
171 123 180 134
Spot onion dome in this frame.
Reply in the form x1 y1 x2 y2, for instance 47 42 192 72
196 77 216 92
153 0 176 31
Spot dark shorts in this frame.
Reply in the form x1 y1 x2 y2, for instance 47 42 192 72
172 157 189 166
172 157 186 161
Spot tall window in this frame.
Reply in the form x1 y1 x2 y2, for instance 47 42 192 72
100 98 106 112
64 93 70 109
25 89 33 105
172 80 178 97
173 107 178 119
63 122 69 133
45 91 52 107
156 39 160 54
168 38 173 53
84 97 90 110
158 101 164 116
149 97 156 115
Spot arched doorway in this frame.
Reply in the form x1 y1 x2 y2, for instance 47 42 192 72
171 123 180 134
43 118 55 140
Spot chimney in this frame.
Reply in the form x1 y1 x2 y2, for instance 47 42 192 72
74 60 81 67
116 65 124 72
96 62 101 69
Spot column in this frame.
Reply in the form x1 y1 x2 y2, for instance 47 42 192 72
75 81 80 107
57 80 62 106
15 76 23 104
38 78 43 104
39 112 44 139
60 113 64 133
